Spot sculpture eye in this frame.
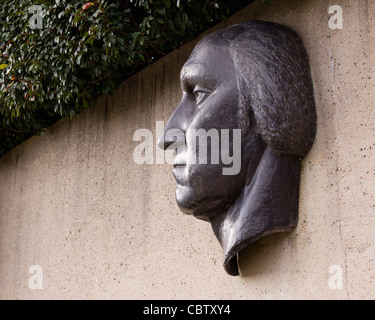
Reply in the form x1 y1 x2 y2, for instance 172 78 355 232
193 85 211 108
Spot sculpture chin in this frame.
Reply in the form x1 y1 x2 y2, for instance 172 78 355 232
175 185 233 222
175 185 195 215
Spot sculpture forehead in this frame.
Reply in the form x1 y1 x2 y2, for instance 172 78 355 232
180 41 236 87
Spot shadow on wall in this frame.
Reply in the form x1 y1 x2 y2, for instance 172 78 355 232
239 233 291 277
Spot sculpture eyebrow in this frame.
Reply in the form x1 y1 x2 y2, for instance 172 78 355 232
180 64 216 92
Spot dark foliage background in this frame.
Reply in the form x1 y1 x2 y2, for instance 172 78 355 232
0 0 260 158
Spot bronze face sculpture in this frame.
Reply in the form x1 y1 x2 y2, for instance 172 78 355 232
158 21 316 276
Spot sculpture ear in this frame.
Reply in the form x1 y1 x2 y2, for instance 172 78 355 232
231 22 316 157
245 54 316 157
250 85 316 157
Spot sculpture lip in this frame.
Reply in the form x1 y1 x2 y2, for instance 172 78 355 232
172 155 186 167
173 163 186 168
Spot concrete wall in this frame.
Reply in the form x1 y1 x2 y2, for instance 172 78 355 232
1 0 374 299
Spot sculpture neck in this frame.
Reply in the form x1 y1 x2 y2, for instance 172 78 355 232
211 146 301 276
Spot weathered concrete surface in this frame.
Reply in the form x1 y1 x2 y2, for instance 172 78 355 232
1 0 374 299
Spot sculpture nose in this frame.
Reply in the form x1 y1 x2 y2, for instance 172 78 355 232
157 94 192 151
157 117 180 151
157 123 186 151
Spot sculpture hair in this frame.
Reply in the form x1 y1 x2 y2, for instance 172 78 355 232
203 20 317 157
